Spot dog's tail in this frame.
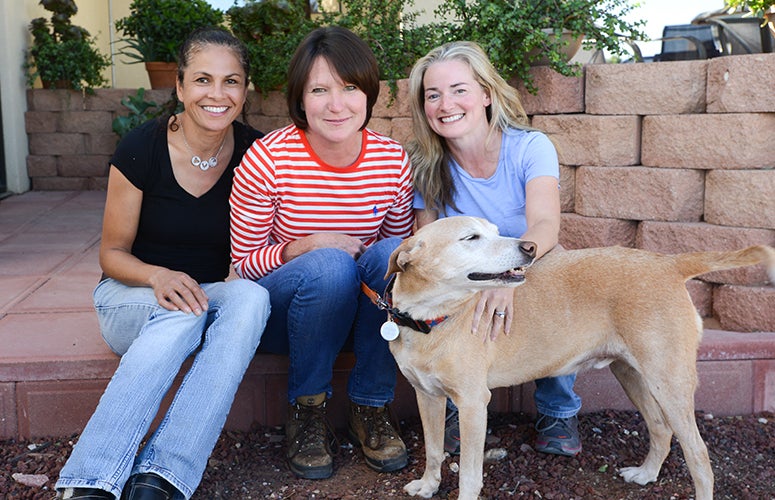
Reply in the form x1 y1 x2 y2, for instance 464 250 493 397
673 245 775 282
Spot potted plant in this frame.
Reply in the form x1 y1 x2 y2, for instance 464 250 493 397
114 0 224 88
432 0 647 93
24 0 111 91
227 0 317 95
724 0 775 37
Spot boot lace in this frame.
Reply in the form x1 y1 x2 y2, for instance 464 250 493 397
293 402 338 454
359 405 401 448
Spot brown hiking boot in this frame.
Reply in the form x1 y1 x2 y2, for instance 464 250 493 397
348 401 408 472
286 393 335 479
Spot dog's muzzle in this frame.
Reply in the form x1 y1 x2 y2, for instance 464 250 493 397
467 266 528 283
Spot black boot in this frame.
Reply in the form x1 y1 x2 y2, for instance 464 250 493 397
62 488 114 499
120 473 177 500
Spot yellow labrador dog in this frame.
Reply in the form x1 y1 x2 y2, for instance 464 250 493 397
380 216 774 500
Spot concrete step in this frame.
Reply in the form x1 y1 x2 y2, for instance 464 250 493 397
2 325 774 440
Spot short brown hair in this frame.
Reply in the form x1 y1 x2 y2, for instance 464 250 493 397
287 26 380 130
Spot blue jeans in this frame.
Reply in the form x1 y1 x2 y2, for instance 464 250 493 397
447 374 580 418
56 278 270 499
256 237 400 406
534 374 581 418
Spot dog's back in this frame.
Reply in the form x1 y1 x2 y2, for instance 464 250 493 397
487 245 774 383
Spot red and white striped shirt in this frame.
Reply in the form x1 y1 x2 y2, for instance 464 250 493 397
230 124 414 279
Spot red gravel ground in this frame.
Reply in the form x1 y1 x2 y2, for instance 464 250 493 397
3 409 773 499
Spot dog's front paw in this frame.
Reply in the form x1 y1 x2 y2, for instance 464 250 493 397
404 479 439 498
619 465 658 485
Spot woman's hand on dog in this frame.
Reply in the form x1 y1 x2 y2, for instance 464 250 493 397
472 288 514 342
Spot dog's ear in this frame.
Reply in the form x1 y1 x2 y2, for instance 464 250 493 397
386 241 408 277
385 237 423 278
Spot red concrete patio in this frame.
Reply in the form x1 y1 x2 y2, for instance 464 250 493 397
1 190 774 441
0 190 414 440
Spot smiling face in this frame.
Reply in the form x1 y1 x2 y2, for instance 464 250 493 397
301 56 368 151
176 44 248 132
422 59 491 141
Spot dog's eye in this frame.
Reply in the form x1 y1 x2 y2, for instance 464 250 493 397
462 234 479 241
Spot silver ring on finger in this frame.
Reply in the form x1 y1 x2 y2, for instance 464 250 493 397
494 310 506 318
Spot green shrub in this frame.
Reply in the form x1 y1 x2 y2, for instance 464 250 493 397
25 0 111 91
724 0 775 17
227 0 646 96
434 0 646 93
112 88 175 139
317 0 442 98
227 0 316 94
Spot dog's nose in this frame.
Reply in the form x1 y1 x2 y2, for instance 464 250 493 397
519 241 537 259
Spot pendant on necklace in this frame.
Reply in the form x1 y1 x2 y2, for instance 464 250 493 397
191 155 218 172
192 155 218 171
180 117 225 172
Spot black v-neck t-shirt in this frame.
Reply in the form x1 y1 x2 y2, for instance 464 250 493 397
110 118 263 283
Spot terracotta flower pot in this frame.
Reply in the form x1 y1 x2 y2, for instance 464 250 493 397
145 62 178 89
527 29 585 66
41 79 72 89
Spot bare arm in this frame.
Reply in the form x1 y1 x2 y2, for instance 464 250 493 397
475 175 561 340
100 165 208 315
521 175 561 259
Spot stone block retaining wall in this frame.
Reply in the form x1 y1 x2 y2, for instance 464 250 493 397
24 54 775 333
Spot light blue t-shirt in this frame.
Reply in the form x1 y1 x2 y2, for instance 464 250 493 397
414 127 560 238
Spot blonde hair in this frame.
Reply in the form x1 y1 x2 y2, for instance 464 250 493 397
408 41 530 214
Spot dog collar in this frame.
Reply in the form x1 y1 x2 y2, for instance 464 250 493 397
361 276 448 334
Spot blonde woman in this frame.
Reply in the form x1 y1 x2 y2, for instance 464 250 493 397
408 41 582 457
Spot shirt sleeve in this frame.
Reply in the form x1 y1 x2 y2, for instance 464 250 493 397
110 119 163 190
229 139 289 280
522 131 560 184
379 148 415 240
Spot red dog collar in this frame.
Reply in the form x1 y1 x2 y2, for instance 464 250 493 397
361 276 448 334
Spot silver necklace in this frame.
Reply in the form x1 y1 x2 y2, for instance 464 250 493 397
180 120 226 171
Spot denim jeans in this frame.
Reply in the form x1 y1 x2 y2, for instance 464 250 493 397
446 374 580 418
56 278 270 499
256 237 400 407
534 374 581 418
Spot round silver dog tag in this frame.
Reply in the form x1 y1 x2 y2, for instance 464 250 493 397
380 321 400 341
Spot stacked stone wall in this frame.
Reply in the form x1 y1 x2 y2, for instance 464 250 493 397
24 54 775 331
